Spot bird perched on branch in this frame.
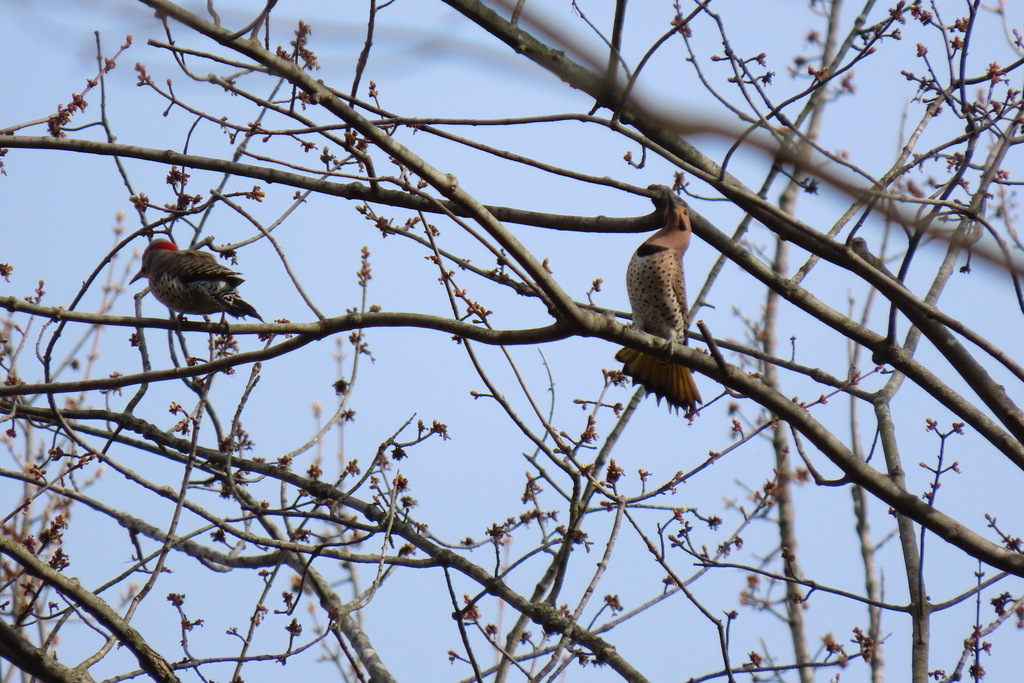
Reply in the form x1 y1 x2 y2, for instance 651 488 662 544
615 188 702 412
130 238 264 321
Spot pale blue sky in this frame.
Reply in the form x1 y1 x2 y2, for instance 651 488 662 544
3 1 1024 681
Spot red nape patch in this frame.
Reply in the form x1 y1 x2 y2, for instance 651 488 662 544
148 240 180 252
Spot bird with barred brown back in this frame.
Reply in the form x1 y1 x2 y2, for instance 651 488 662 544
614 187 702 412
130 239 264 321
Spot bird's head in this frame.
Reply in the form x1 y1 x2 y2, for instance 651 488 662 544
130 238 179 284
645 185 692 251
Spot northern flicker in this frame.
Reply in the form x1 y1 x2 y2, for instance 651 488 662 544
130 239 264 321
614 190 702 412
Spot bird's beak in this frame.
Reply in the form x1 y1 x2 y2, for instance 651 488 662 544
129 269 145 285
648 184 677 209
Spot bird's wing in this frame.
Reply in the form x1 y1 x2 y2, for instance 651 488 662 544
669 255 689 342
178 250 245 287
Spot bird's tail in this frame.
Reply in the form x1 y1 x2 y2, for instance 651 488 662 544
224 295 264 322
615 347 702 412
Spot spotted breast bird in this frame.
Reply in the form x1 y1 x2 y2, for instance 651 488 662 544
130 238 264 321
614 190 702 412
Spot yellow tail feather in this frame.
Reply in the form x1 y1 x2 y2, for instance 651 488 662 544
615 347 702 412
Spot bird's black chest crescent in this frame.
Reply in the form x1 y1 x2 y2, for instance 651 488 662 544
635 244 669 258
